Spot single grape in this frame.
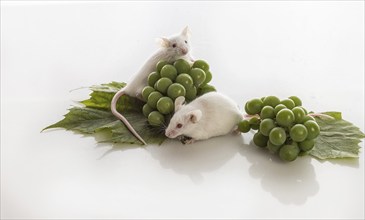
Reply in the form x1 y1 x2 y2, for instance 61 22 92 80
253 132 269 148
185 85 197 101
175 73 193 89
301 115 315 123
274 104 287 115
148 111 165 126
249 117 260 126
269 127 286 146
142 104 154 117
292 106 306 123
156 60 168 73
197 84 216 96
147 91 163 109
280 99 296 109
203 70 212 85
156 97 174 114
263 96 280 107
148 72 160 87
290 124 308 142
189 68 206 87
300 107 308 115
251 124 260 130
288 96 302 106
142 86 155 102
192 60 209 72
238 120 250 133
160 64 178 81
154 77 173 94
260 106 275 119
299 139 315 152
246 98 264 115
260 118 276 136
279 144 300 162
174 59 191 74
267 141 282 154
167 83 186 100
304 120 320 139
276 109 295 127
244 102 255 115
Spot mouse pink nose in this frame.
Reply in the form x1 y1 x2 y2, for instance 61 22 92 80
181 48 188 55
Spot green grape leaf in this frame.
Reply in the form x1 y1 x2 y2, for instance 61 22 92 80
310 113 365 159
43 82 167 145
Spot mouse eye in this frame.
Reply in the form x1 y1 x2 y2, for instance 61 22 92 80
172 43 177 48
176 123 182 129
184 40 187 44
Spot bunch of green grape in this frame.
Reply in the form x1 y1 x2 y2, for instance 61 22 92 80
238 96 320 162
142 59 216 126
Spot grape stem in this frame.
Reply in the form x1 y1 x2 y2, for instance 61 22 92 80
243 114 260 119
308 113 334 120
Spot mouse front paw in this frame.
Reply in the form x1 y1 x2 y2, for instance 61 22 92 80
178 136 195 145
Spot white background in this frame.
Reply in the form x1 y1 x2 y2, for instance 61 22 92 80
1 1 364 219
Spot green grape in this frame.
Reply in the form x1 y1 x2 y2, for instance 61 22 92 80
290 124 308 142
142 104 154 117
280 99 296 109
263 96 280 107
203 70 212 85
304 120 320 139
289 96 302 106
167 83 186 100
292 107 306 123
260 118 276 136
299 139 315 152
142 86 155 102
269 127 286 146
192 60 209 72
249 117 260 126
245 102 256 115
246 98 263 115
238 120 250 133
189 68 206 87
154 77 173 94
185 86 197 101
276 109 295 127
147 91 163 109
148 72 160 87
156 97 174 114
251 124 260 130
253 132 269 148
302 115 315 123
160 64 177 80
175 73 193 89
148 111 165 126
197 84 216 96
174 59 191 74
267 141 282 154
300 107 308 115
274 104 287 115
260 106 275 119
156 60 168 73
279 144 300 162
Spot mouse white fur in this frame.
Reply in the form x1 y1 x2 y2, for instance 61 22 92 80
165 92 243 144
111 26 194 145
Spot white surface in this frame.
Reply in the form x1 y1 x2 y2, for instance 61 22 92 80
1 1 364 219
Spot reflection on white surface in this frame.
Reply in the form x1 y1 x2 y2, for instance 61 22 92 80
1 1 364 219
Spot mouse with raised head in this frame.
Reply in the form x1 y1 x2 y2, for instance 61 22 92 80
165 92 243 144
111 26 194 145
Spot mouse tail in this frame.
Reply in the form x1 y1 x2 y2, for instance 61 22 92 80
111 89 148 145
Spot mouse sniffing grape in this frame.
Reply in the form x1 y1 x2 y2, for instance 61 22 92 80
240 95 320 162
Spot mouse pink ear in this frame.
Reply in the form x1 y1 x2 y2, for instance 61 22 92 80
181 26 191 37
158 37 171 48
174 96 185 112
187 110 202 124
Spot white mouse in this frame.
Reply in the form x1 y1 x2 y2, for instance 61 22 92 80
165 92 243 144
111 26 194 145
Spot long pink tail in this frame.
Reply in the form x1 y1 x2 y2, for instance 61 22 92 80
111 90 147 145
